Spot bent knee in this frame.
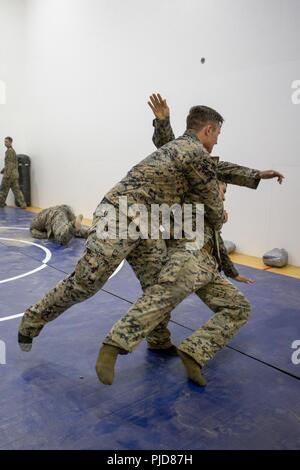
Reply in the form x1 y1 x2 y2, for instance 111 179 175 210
73 256 107 297
155 282 190 302
73 272 98 297
238 295 251 321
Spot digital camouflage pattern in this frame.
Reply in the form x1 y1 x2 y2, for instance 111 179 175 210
0 147 26 208
19 205 145 339
105 239 249 366
127 239 172 349
103 119 251 361
152 118 261 190
19 124 257 360
30 205 89 245
105 129 225 231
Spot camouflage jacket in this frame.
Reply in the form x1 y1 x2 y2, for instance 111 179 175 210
105 130 224 231
152 118 261 189
31 205 88 239
3 147 19 179
152 118 256 279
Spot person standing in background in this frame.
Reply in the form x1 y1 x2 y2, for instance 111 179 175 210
0 137 27 209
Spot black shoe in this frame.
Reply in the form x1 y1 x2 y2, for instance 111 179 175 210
18 332 33 352
148 345 178 356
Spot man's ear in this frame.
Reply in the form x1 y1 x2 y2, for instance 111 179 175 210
203 125 211 136
207 125 214 136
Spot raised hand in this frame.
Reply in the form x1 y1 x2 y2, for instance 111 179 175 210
148 93 170 120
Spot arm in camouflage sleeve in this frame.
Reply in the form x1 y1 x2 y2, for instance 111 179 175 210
4 149 16 177
30 228 48 239
30 211 47 233
152 118 175 149
186 156 224 231
218 233 239 278
216 160 261 189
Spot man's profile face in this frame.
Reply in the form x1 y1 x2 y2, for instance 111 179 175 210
205 123 222 153
4 138 12 148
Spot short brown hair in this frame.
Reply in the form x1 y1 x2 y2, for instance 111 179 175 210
186 106 224 131
5 136 13 143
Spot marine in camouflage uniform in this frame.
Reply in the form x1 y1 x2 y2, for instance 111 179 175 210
102 119 255 383
30 205 89 245
140 111 261 355
19 120 227 346
18 106 260 354
0 138 27 209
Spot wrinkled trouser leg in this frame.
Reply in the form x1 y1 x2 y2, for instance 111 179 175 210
11 178 27 208
104 248 210 352
127 239 173 349
178 273 251 367
0 176 11 206
19 233 139 339
144 315 173 349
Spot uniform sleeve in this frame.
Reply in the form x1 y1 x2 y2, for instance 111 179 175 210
185 156 224 231
30 211 47 232
30 229 48 239
216 160 261 189
152 118 175 149
4 149 16 177
218 233 239 278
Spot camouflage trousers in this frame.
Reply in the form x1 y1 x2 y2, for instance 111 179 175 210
0 175 27 208
127 240 171 349
19 197 169 341
30 208 85 245
104 242 251 367
19 204 250 366
18 232 140 338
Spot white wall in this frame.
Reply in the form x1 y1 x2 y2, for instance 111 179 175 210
0 0 27 204
1 0 300 264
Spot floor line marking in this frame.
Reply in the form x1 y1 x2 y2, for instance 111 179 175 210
0 313 24 322
0 227 29 230
0 238 52 283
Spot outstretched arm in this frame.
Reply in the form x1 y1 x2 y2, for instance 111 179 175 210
216 160 284 189
148 94 285 187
